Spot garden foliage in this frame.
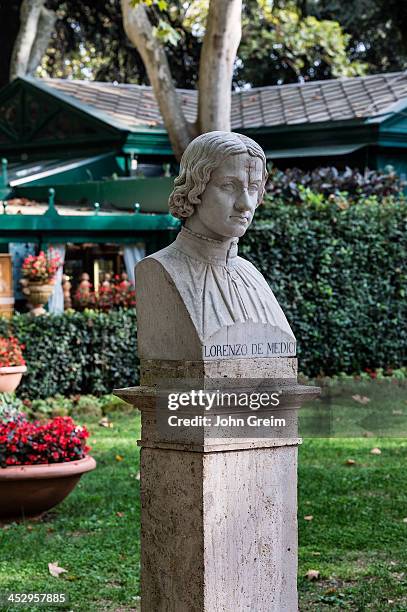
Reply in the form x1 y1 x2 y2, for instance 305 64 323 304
0 189 405 387
241 193 407 376
0 310 137 399
266 165 405 203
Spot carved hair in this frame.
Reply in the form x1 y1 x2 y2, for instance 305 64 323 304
168 131 268 219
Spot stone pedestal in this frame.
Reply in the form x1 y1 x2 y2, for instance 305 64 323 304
116 358 319 612
116 130 321 611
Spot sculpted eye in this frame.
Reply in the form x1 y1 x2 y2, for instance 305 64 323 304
248 184 259 193
220 182 235 191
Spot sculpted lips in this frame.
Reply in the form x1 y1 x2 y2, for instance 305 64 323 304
230 215 249 224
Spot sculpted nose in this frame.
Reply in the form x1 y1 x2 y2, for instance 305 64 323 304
235 189 253 212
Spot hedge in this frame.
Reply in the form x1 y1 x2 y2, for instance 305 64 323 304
0 310 138 399
240 195 407 376
0 194 405 395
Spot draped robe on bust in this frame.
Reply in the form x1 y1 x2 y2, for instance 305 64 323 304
144 227 294 344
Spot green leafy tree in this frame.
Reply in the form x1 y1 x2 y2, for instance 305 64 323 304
309 0 407 73
4 0 368 158
237 1 366 86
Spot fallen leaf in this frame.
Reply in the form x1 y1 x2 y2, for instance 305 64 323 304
392 410 403 416
99 417 111 428
135 472 140 480
116 512 125 518
305 569 320 581
26 525 33 531
324 587 337 595
402 517 407 523
345 459 356 466
115 455 124 462
311 552 321 556
48 561 68 578
370 447 381 455
304 515 314 521
352 394 370 405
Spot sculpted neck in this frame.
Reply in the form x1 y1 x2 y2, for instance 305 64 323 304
184 215 236 244
174 226 238 267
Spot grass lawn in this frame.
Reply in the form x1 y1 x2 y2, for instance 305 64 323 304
0 381 406 611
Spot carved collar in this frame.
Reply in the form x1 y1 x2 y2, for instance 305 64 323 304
173 226 239 267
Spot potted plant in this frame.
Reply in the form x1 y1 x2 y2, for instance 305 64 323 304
21 250 62 315
0 336 27 393
0 410 96 522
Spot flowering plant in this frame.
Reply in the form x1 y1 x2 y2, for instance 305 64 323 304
112 276 136 309
21 250 61 283
0 336 26 368
73 285 97 310
0 414 90 467
74 275 136 311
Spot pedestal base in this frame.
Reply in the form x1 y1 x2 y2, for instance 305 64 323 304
141 444 298 612
115 358 319 612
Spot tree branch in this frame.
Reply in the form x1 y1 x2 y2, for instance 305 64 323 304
121 0 196 161
198 0 242 133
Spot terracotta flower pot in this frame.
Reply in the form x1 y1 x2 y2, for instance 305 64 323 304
0 455 96 522
0 365 27 393
27 282 55 316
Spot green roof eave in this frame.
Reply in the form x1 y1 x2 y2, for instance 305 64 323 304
241 119 380 154
124 130 173 156
0 207 180 233
265 143 365 159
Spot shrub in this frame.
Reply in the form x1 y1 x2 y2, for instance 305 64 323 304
0 309 138 399
70 395 103 419
0 393 25 421
241 194 407 376
266 165 405 203
28 395 73 418
0 415 90 467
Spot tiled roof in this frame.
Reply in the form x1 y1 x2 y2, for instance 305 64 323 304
39 71 407 132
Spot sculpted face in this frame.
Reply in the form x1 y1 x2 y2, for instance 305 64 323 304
185 153 263 240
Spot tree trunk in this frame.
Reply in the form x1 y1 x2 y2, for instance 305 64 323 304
121 0 196 161
198 0 242 133
9 0 56 82
27 7 57 76
9 0 44 81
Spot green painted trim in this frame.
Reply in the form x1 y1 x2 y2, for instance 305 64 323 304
0 231 179 245
9 152 118 187
14 176 174 213
0 210 179 232
124 131 173 156
0 186 180 235
265 143 365 159
243 122 379 156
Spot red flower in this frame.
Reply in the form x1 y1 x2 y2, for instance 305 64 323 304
21 250 61 283
0 336 25 368
0 414 90 468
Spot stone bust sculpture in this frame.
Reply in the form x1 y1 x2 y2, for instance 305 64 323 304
136 131 296 361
